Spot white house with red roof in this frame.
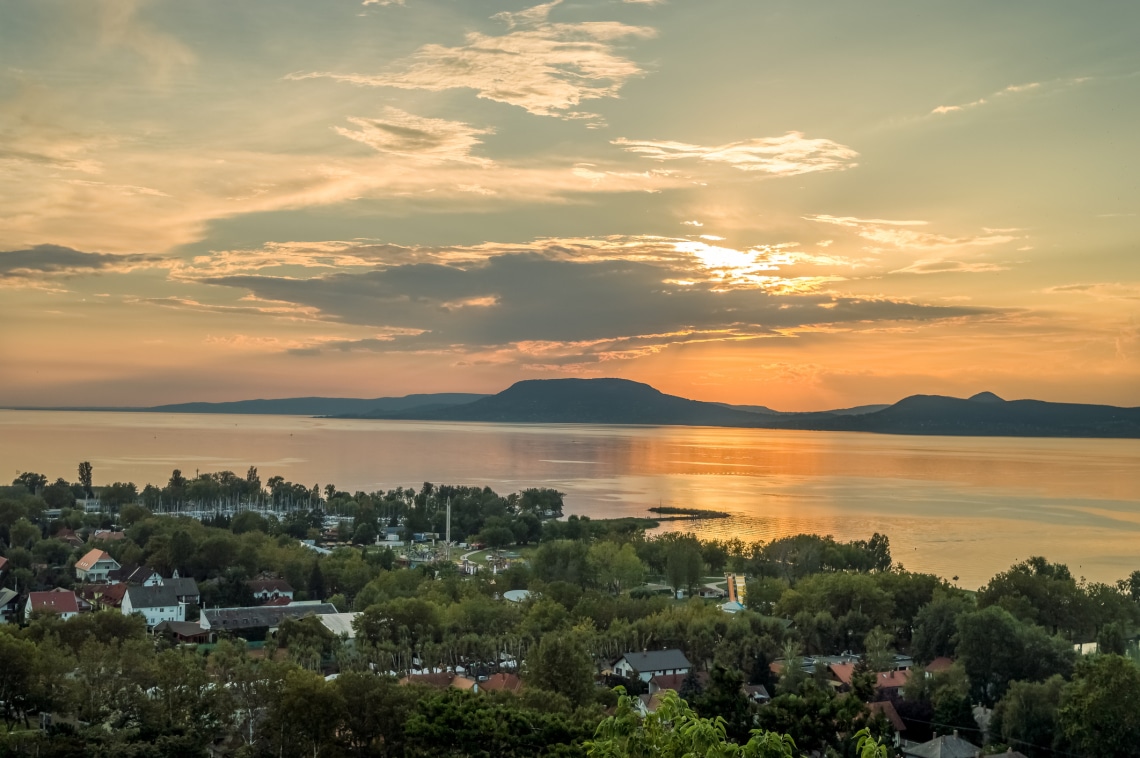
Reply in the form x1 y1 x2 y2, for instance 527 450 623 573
26 589 80 620
75 549 121 582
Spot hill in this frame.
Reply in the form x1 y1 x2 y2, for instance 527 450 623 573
144 393 487 416
346 378 768 426
342 379 1140 438
808 394 1140 437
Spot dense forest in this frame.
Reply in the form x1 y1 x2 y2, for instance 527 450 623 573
2 465 1140 757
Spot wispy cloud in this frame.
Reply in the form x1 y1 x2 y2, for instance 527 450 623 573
613 132 858 176
1046 283 1140 301
98 0 195 83
891 260 1009 275
930 77 1090 116
287 1 654 120
808 215 1018 252
334 109 494 165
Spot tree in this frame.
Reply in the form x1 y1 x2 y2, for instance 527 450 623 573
665 536 704 596
9 517 40 549
78 461 93 498
267 669 345 758
42 478 76 509
989 676 1063 758
956 606 1075 706
1056 655 1140 758
911 589 972 663
333 672 417 757
693 665 754 744
526 630 596 708
476 516 515 552
588 541 647 595
231 509 269 534
309 561 326 601
587 688 796 757
12 472 47 495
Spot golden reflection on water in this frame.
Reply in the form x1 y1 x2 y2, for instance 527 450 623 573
2 411 1139 587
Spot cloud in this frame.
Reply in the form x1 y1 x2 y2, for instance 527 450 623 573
362 0 403 5
0 244 167 284
808 215 1018 252
287 1 655 120
98 0 195 83
930 78 1090 117
333 109 494 165
891 260 1009 275
1046 283 1140 301
613 132 858 176
187 237 991 362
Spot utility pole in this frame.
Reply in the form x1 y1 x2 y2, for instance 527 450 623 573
446 496 452 562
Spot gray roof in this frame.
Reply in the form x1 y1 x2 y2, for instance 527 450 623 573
618 649 692 673
203 603 338 630
125 584 179 609
0 588 18 608
903 734 980 758
163 577 200 597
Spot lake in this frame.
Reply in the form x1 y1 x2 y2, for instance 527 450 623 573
2 409 1139 588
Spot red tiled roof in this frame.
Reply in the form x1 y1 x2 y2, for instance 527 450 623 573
28 590 80 614
925 656 954 673
76 549 112 572
0 556 8 572
262 596 292 606
481 673 523 694
830 662 857 685
868 700 907 732
875 669 911 689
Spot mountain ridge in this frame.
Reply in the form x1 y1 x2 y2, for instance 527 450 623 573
339 379 1140 438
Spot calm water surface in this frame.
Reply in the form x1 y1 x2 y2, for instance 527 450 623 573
3 410 1139 588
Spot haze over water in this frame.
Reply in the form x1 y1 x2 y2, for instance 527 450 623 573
3 410 1139 589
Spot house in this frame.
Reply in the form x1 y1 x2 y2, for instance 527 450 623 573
742 684 770 704
200 602 338 635
0 588 19 624
635 692 668 716
828 662 912 698
52 528 85 549
612 649 691 682
94 582 129 610
867 701 906 747
874 668 911 698
398 672 477 691
91 530 126 542
925 657 954 676
122 565 164 586
317 612 360 640
648 671 708 696
162 576 200 605
74 549 121 582
246 578 295 602
154 620 211 644
26 589 80 620
902 732 980 758
123 585 184 628
480 673 523 694
0 555 8 574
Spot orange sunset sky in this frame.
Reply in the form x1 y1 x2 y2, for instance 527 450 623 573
1 0 1138 410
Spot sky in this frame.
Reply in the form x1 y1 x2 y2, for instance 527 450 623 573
1 0 1138 410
